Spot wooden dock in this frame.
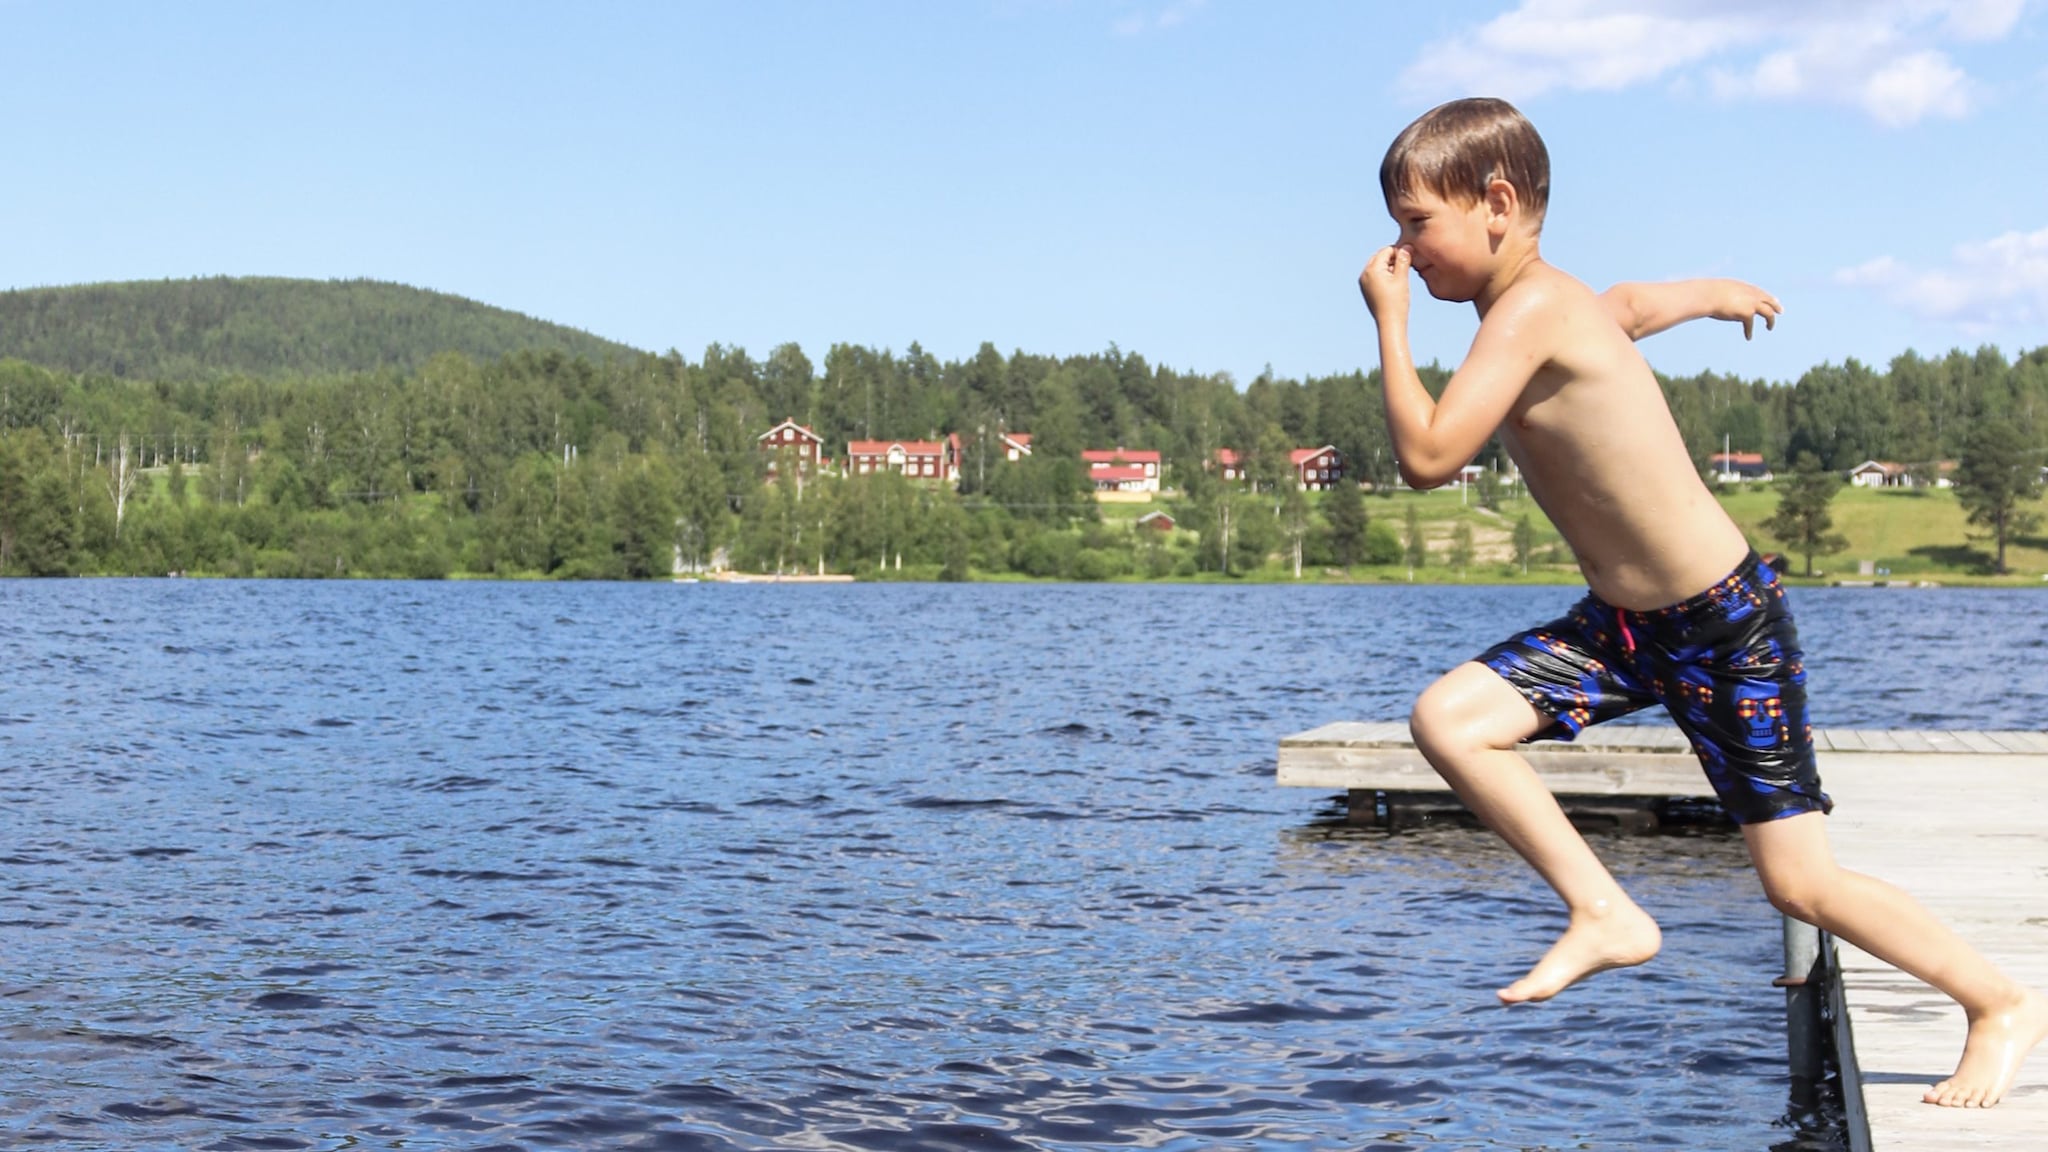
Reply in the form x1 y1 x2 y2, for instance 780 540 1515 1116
1277 722 2048 1150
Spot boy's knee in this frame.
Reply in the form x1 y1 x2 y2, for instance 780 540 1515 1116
1409 666 1529 756
1407 680 1464 751
1759 870 1829 924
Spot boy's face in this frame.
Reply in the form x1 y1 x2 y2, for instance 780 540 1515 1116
1387 185 1495 304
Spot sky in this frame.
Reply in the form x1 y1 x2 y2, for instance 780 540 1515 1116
3 1 2044 388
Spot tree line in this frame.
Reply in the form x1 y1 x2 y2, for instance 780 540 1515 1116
1 332 2044 579
0 277 635 381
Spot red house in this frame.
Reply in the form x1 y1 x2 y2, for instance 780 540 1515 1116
1212 448 1246 481
1290 446 1344 490
757 419 826 473
1000 432 1033 461
1082 447 1161 493
845 434 962 483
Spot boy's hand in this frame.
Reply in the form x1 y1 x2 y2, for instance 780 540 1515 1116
1711 280 1782 340
1359 245 1412 322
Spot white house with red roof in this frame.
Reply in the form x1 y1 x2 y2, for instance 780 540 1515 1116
1847 458 1954 489
1082 447 1161 493
757 419 826 473
1290 446 1345 490
1710 451 1773 482
845 433 962 483
1000 432 1033 461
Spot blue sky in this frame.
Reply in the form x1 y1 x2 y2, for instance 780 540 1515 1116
3 1 2043 387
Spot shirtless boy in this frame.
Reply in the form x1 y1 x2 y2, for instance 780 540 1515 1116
1356 96 2048 1109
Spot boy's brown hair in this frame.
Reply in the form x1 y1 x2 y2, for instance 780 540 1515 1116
1380 97 1550 228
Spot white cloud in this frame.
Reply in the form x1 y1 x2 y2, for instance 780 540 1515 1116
1401 0 2029 125
1836 225 2048 326
1112 0 1205 37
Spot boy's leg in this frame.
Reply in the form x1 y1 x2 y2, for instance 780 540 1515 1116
1744 812 2048 1107
1410 662 1661 1003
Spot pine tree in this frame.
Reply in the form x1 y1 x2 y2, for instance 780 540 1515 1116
1323 479 1367 567
1954 418 2043 574
1762 454 1848 577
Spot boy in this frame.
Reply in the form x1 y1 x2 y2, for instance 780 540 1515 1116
1356 96 2047 1109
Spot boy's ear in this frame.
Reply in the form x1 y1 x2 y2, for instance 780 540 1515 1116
1485 178 1519 231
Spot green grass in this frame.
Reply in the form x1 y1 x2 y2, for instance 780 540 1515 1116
1718 483 2047 584
1078 483 2048 586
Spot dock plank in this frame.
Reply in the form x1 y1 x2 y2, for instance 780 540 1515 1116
1276 725 2048 806
1828 729 1871 752
1952 730 2009 755
1820 751 2048 1150
1885 730 1938 754
1923 731 1973 754
1989 730 2048 754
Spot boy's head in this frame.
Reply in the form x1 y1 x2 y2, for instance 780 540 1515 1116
1379 97 1550 232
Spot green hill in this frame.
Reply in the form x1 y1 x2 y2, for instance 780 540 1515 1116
0 276 644 379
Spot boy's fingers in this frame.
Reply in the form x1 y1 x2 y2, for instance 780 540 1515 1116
1360 246 1407 287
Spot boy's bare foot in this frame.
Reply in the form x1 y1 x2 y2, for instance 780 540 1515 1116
1499 898 1661 1004
1924 986 2048 1107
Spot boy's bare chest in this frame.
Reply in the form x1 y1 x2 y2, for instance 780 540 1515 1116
1504 367 1593 443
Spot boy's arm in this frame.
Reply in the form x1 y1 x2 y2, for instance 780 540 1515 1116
1359 245 1543 490
1601 279 1780 341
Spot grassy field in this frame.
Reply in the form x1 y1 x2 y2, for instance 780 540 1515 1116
1715 484 2047 583
1094 482 2048 586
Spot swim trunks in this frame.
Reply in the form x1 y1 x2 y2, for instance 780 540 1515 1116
1476 551 1831 824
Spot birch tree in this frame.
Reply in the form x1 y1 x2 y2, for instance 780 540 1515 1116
104 433 136 538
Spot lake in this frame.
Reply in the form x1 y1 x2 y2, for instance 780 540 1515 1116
4 579 2044 1150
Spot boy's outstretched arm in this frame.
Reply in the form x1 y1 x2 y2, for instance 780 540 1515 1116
1359 245 1540 489
1601 279 1780 342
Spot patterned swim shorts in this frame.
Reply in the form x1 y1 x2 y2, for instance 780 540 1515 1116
1477 552 1832 824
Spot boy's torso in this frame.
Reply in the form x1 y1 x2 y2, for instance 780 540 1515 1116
1490 265 1750 611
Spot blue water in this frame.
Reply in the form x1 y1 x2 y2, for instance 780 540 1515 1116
3 580 2044 1150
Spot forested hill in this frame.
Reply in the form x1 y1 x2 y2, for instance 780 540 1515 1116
0 277 642 379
